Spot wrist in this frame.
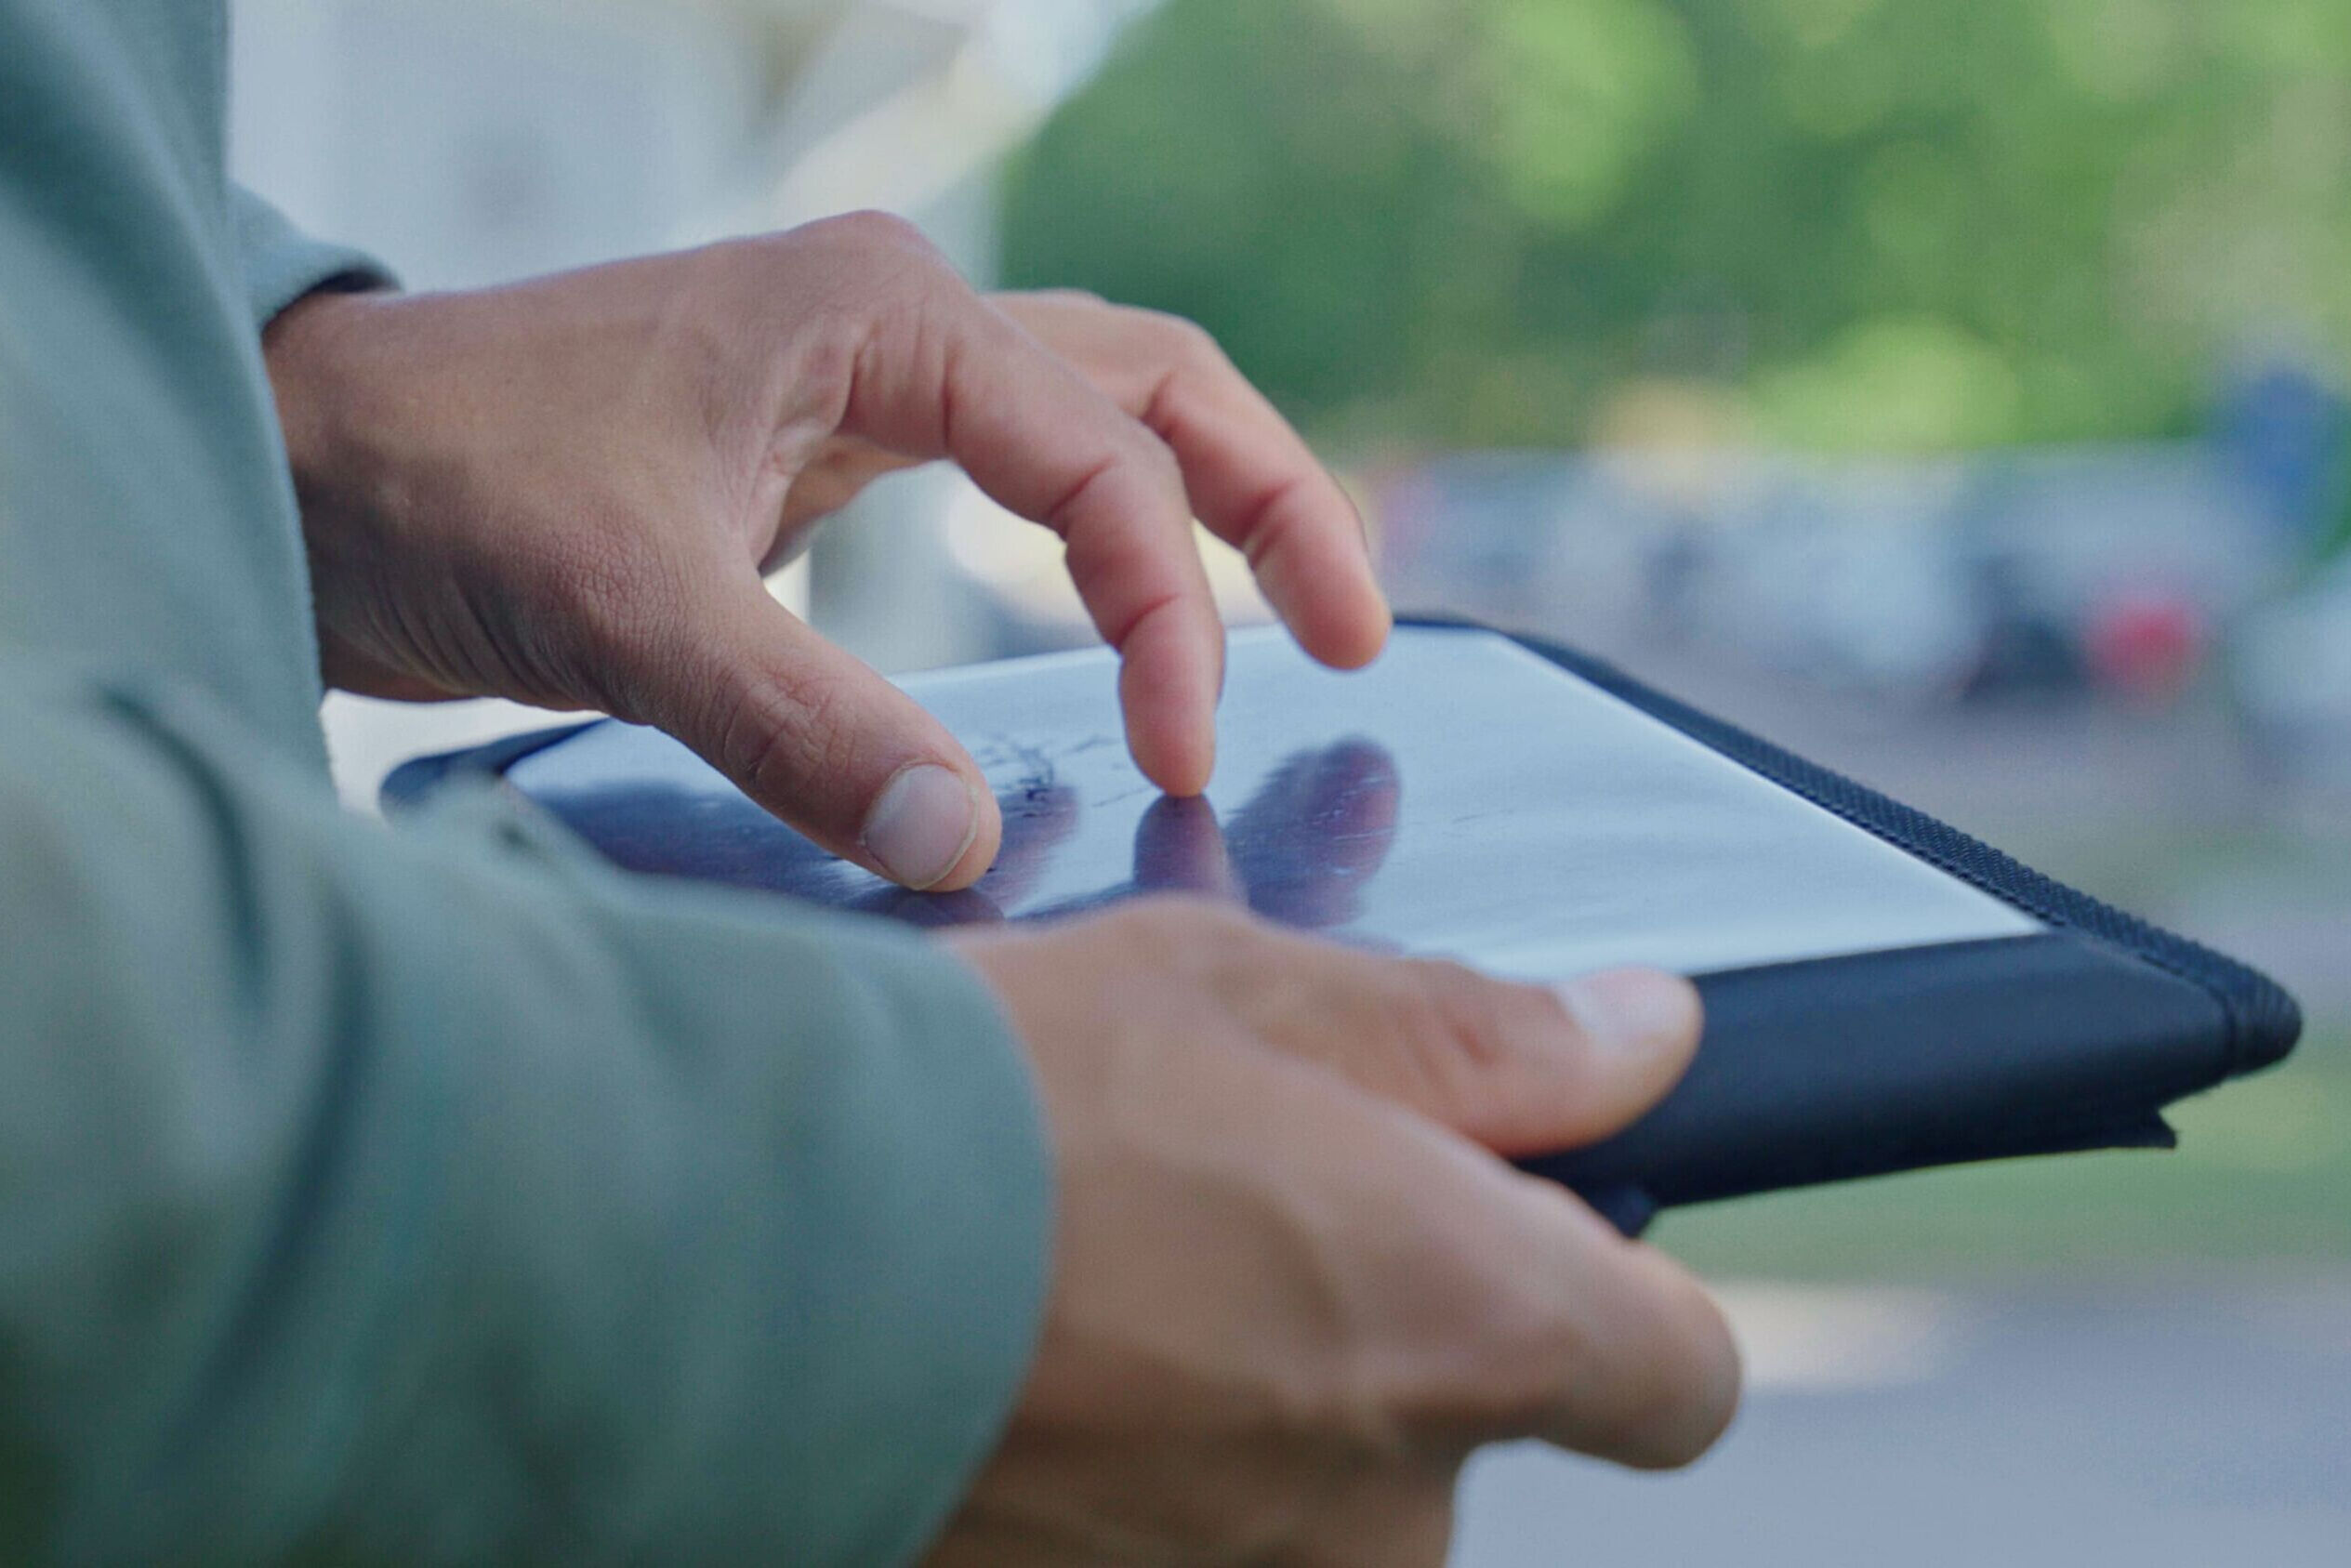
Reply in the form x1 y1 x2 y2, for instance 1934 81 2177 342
260 285 396 513
260 286 453 697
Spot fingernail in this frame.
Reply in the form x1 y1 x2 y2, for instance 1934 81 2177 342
863 764 980 889
1553 969 1697 1062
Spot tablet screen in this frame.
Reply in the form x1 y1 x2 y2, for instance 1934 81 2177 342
506 624 2041 979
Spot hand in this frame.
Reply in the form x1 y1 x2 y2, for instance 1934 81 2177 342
934 902 1740 1568
263 216 1391 889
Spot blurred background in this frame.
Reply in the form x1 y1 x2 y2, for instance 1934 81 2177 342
230 1 2348 1561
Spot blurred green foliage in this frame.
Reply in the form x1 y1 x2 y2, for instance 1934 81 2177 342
1001 0 2351 452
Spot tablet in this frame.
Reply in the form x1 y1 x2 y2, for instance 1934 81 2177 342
388 620 2301 1232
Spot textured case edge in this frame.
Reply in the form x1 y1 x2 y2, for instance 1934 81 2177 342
1401 614 2305 1079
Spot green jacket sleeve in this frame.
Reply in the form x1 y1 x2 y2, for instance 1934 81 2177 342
228 188 397 326
0 657 1052 1567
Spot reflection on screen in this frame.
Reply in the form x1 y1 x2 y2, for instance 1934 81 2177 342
509 626 2041 978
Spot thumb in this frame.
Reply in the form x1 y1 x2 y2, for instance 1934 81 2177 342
1226 926 1702 1156
1357 962 1700 1155
641 577 1003 890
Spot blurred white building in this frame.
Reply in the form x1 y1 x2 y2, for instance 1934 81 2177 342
227 0 1157 802
231 0 1154 284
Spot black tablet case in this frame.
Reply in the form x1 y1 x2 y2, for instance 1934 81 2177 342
384 619 2302 1235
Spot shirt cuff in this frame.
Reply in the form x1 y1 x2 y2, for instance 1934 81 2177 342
229 187 399 327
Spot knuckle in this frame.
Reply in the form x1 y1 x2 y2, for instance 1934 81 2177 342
1101 895 1261 981
1395 958 1516 1074
1114 892 1253 945
809 207 937 259
1145 309 1227 369
1128 426 1187 492
818 207 926 247
768 213 957 316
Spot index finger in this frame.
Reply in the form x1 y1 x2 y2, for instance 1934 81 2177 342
998 295 1392 671
830 244 1225 795
1286 1050 1741 1469
1502 1168 1743 1467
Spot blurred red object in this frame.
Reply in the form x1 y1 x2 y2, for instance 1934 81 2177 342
2084 588 2206 705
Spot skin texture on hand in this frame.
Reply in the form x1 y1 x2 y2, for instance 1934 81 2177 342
262 215 1392 889
933 902 1742 1568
